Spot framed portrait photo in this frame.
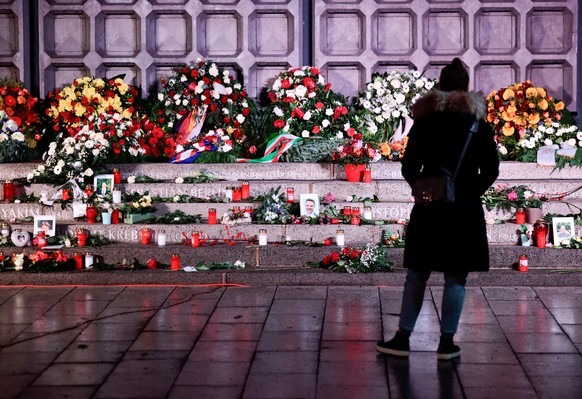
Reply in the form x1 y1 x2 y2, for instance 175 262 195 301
94 174 114 197
299 194 320 218
552 216 575 246
34 215 56 237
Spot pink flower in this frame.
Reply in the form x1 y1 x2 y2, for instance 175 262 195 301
507 191 518 201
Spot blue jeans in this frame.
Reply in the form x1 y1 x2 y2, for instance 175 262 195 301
398 268 468 336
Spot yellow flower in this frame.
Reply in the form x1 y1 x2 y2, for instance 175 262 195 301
527 113 540 125
525 87 537 98
555 101 565 111
538 98 548 110
536 87 547 98
502 88 515 100
502 123 514 136
74 103 86 117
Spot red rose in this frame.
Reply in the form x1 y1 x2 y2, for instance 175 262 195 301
274 119 285 128
312 126 320 134
242 108 250 116
315 102 324 109
281 79 291 89
248 145 257 154
4 95 16 107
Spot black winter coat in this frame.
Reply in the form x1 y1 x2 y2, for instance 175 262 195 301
401 90 500 273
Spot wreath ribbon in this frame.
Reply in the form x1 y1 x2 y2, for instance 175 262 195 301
237 133 301 163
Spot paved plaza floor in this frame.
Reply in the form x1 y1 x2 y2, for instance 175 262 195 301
0 282 581 399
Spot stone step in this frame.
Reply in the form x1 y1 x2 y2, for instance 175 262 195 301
0 242 579 270
3 219 580 245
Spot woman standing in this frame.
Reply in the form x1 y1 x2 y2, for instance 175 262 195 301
376 58 500 360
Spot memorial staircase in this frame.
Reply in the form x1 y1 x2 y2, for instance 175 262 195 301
0 161 581 285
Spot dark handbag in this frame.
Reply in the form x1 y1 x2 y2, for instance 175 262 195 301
411 119 479 204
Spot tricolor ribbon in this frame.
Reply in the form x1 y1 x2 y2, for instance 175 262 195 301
236 133 302 163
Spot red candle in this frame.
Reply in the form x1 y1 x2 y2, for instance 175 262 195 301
208 208 217 224
37 231 47 248
241 181 250 199
287 187 295 203
84 184 94 197
343 206 352 216
244 206 253 214
3 181 15 201
74 252 83 269
113 168 121 184
191 231 200 247
171 254 181 271
535 231 546 248
232 187 242 202
352 207 360 216
362 167 372 183
76 228 86 247
111 209 120 224
62 188 71 201
516 208 526 225
140 228 151 245
0 251 4 261
86 204 97 223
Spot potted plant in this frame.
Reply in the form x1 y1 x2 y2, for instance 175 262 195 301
481 184 546 223
119 192 156 224
331 138 380 182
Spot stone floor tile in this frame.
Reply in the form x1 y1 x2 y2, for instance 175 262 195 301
62 286 124 301
455 342 519 364
322 321 381 341
454 323 507 342
144 310 209 331
274 286 327 300
93 359 183 398
263 313 323 332
55 340 132 363
17 386 96 399
106 286 174 308
482 286 538 301
187 340 257 362
378 286 405 300
462 386 538 399
269 299 325 315
169 386 243 399
250 351 318 374
96 307 158 324
256 330 321 352
166 286 226 302
2 328 84 353
129 331 198 351
487 299 551 316
562 324 582 342
0 374 39 399
517 353 582 376
76 321 144 342
497 314 563 333
208 306 269 323
407 331 440 352
529 375 582 399
404 313 441 332
242 373 316 399
217 286 276 307
0 351 58 374
318 360 386 386
156 299 219 315
0 307 48 324
456 363 534 389
0 323 28 345
320 341 382 363
327 286 380 305
176 361 250 386
123 350 190 361
3 288 72 308
316 384 389 399
547 307 582 324
458 309 499 324
505 332 579 353
0 288 22 304
33 362 114 386
325 305 380 323
26 315 91 333
44 299 109 316
198 322 263 341
534 287 582 308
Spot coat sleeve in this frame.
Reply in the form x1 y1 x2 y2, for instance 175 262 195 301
475 120 500 195
400 121 424 186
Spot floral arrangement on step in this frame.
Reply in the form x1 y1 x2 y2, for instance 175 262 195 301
315 243 394 273
0 109 30 163
147 58 253 162
253 187 293 224
481 184 547 212
0 77 41 147
262 66 365 158
331 137 381 165
27 112 145 184
220 207 252 225
119 192 155 215
45 76 140 137
485 80 570 160
514 122 582 165
354 70 436 160
0 251 74 272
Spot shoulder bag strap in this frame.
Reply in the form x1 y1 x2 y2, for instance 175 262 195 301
451 118 479 179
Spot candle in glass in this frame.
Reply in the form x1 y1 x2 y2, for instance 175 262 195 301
336 229 345 246
84 184 94 197
85 252 94 269
1 222 9 238
73 252 83 269
362 166 372 183
3 180 15 201
157 230 166 247
171 254 181 271
113 168 121 184
111 209 120 224
191 231 200 247
258 229 267 246
363 206 372 220
208 208 217 224
140 228 151 245
37 231 47 248
241 181 250 199
232 187 242 202
76 228 86 247
112 187 122 204
225 187 233 201
286 187 295 203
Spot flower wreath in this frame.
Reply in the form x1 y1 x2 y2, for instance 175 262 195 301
0 110 30 163
0 77 41 147
354 70 436 160
45 76 140 137
148 58 252 162
485 80 568 159
265 66 361 141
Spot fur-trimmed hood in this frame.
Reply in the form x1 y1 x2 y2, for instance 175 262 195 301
411 90 486 121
